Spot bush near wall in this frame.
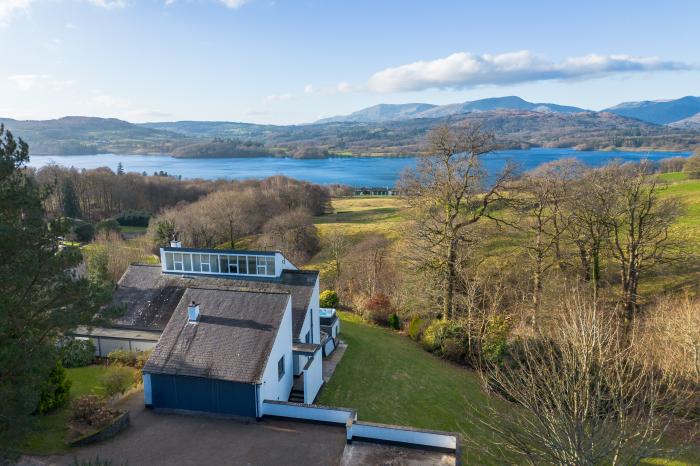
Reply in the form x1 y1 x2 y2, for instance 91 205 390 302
60 339 96 368
320 290 339 308
99 366 134 398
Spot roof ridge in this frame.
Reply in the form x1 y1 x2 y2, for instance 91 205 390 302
184 286 292 296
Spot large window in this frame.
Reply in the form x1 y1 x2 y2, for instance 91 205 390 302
163 250 277 277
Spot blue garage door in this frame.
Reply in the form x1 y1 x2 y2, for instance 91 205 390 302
150 373 256 417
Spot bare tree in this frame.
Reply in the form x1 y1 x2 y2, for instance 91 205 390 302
400 124 513 320
565 168 616 301
603 162 681 320
514 159 582 315
324 229 351 286
470 289 694 465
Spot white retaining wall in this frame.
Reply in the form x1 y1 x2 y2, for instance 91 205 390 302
349 421 457 450
261 401 355 424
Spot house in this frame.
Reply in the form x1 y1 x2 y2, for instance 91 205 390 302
353 186 397 196
72 243 337 412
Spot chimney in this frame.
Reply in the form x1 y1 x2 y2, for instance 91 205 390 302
170 240 182 248
187 301 200 322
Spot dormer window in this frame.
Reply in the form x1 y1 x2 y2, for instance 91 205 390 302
161 248 279 278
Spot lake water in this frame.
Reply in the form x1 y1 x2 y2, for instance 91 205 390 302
26 148 689 187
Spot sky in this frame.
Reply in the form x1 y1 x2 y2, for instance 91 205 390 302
1 0 699 124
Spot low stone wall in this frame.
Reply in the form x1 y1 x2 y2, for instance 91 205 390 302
67 411 130 447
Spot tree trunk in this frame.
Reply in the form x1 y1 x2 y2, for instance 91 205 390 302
444 239 457 320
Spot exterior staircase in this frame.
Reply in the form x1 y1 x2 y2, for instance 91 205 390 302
289 388 304 403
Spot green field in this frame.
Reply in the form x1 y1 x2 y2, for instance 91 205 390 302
16 365 137 455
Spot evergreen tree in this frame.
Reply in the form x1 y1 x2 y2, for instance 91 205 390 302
117 161 124 176
0 125 114 441
61 178 81 218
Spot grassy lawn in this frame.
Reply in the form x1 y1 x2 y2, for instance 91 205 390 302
17 365 137 455
119 225 148 234
318 312 508 463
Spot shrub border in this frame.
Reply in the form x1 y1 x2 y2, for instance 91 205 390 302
66 411 130 447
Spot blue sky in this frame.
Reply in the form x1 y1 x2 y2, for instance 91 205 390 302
1 0 699 124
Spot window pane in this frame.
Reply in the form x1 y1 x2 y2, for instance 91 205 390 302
248 256 257 275
201 262 210 272
210 255 219 273
228 256 238 274
183 254 192 272
174 262 183 271
258 264 266 274
174 253 182 262
220 256 228 273
164 252 174 270
265 257 275 276
238 256 247 274
192 254 201 271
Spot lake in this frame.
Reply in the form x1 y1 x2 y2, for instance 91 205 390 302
26 148 689 187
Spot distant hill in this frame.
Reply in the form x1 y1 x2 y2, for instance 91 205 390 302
317 96 587 123
0 116 183 155
604 96 700 125
3 100 700 159
669 112 700 130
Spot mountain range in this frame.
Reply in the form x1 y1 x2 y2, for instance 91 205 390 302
317 96 587 123
1 96 699 158
317 95 700 127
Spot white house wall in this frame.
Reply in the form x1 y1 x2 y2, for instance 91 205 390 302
303 348 323 404
259 297 294 409
310 277 321 344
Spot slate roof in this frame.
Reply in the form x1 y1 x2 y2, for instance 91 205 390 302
143 288 290 384
109 264 318 336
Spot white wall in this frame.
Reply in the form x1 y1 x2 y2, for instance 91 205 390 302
303 348 323 404
91 337 157 357
261 401 355 424
259 297 294 410
349 422 457 450
310 277 321 344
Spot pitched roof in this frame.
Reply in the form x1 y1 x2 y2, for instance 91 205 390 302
109 264 318 336
143 288 290 384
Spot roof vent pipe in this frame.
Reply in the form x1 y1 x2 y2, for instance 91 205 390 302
188 301 200 322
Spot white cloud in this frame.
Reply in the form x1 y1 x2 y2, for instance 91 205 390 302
8 74 44 90
365 50 692 93
218 0 248 8
264 93 295 103
303 84 315 94
85 0 127 8
0 0 32 26
92 93 130 108
7 74 75 91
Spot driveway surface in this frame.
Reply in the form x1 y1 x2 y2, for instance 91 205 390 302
31 392 347 466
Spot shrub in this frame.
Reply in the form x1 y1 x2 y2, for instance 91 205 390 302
107 349 138 367
60 338 96 368
37 361 72 414
408 316 425 341
363 293 393 326
482 315 511 365
319 290 339 308
116 210 151 227
73 223 95 242
421 320 446 352
387 313 400 330
70 395 115 427
95 219 121 234
99 366 134 398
